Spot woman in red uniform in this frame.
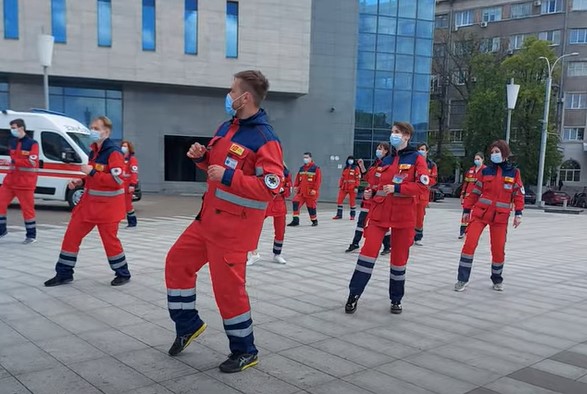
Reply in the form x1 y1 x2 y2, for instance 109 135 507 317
414 143 438 246
44 116 131 287
333 156 361 220
247 166 292 265
455 140 523 292
459 152 485 239
121 140 139 228
345 122 429 315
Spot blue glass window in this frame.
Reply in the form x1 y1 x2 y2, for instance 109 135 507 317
51 0 66 43
377 34 395 53
398 0 417 18
142 0 156 51
378 16 396 35
97 0 112 47
411 92 429 126
226 1 238 58
395 54 414 72
355 128 373 141
375 71 394 89
357 70 375 88
360 14 377 33
184 0 198 54
0 82 9 109
417 0 435 21
358 51 376 70
413 73 430 92
397 18 416 36
394 72 413 90
416 20 434 39
415 38 433 56
393 90 412 121
396 37 415 54
374 89 393 119
3 0 18 39
356 88 374 113
359 0 378 14
378 0 398 16
359 33 377 51
376 53 395 71
414 55 432 73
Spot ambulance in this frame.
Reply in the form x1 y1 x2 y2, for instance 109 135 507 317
0 110 91 208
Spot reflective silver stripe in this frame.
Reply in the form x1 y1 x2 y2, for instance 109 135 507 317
87 189 125 197
459 261 473 268
360 208 369 213
358 254 377 263
390 264 405 271
25 223 36 229
122 174 131 178
167 288 196 297
225 326 254 338
478 198 492 205
58 258 76 267
108 252 125 262
475 181 483 188
273 245 283 251
390 273 406 281
113 175 123 185
376 190 387 197
215 189 267 210
356 227 364 232
255 167 264 176
168 301 196 310
355 265 373 274
16 167 38 172
224 311 251 326
461 253 474 260
492 269 503 274
60 250 78 258
496 202 511 209
472 188 482 195
111 260 127 269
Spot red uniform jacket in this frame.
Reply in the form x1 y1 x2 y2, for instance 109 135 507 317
461 165 486 200
419 158 438 203
463 162 524 225
266 168 292 217
123 154 139 187
294 163 321 199
194 109 284 251
338 165 361 192
366 147 429 228
77 138 126 223
361 158 384 210
2 135 39 190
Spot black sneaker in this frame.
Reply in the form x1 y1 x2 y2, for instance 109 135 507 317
345 295 359 314
311 220 318 227
168 323 208 356
0 230 7 239
345 243 360 253
380 248 391 256
219 353 258 373
287 218 299 227
44 275 73 287
390 303 403 314
111 276 131 286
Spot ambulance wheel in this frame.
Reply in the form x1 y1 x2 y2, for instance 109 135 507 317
67 187 84 209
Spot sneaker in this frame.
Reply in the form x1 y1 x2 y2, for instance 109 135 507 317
345 295 359 314
168 323 208 356
44 275 73 287
380 248 391 256
287 218 299 227
311 220 318 227
458 234 465 240
345 243 360 253
0 230 7 239
493 283 504 292
23 238 37 244
247 252 261 266
125 225 137 229
111 276 131 286
390 303 403 314
414 240 423 246
454 281 468 292
332 216 342 220
273 254 286 264
219 353 258 373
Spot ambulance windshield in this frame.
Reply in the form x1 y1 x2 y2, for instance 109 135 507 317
67 132 92 155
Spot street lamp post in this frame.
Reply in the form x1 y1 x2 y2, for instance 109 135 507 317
506 78 520 144
535 52 579 207
37 34 55 110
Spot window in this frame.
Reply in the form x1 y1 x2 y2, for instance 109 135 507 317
570 29 587 44
430 75 441 93
511 2 533 18
563 127 585 141
481 37 501 52
572 0 587 10
568 62 587 77
482 7 502 22
41 132 77 162
452 70 468 85
538 30 561 45
97 0 112 47
3 0 18 39
165 135 211 182
142 0 156 51
541 0 563 14
0 82 8 109
184 0 198 55
51 0 66 43
226 1 238 58
566 93 587 109
435 14 448 28
450 130 463 142
560 160 581 182
454 10 473 27
509 34 527 50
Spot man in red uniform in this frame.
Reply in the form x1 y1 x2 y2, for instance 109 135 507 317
333 155 361 220
165 70 284 374
345 122 429 315
0 119 39 244
287 152 321 227
459 152 485 239
121 140 139 228
44 116 131 287
414 143 438 246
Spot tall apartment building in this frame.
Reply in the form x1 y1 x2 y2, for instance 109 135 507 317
432 0 587 188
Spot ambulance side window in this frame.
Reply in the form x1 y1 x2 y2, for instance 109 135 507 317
41 131 81 163
0 129 10 155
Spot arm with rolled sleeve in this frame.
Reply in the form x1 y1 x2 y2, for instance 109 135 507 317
88 151 126 188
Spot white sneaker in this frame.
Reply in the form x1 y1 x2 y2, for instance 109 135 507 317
273 254 287 264
454 281 468 292
23 238 37 244
414 240 423 246
493 283 504 292
247 252 261 266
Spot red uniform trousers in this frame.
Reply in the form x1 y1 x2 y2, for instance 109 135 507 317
335 189 357 219
292 195 317 221
349 223 414 304
0 186 36 238
414 202 426 241
268 215 286 255
124 186 137 227
165 219 256 355
457 219 507 284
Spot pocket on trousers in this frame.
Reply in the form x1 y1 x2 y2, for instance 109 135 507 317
224 251 247 267
472 204 488 220
494 211 510 224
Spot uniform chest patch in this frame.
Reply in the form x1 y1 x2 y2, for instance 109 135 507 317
264 174 280 190
229 143 245 157
21 150 30 156
95 164 105 171
225 156 238 170
504 184 513 190
504 177 514 183
399 164 412 170
393 173 407 184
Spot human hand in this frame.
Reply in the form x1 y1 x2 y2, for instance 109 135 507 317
68 178 83 189
187 142 207 159
129 186 136 193
383 184 395 195
293 187 299 195
310 189 317 196
513 216 522 228
462 213 470 224
81 164 93 175
207 165 226 182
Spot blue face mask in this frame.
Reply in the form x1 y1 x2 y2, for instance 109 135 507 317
418 150 427 157
89 129 101 142
10 128 20 138
389 134 403 148
375 149 384 159
347 159 354 165
225 94 236 117
490 153 502 164
474 159 482 167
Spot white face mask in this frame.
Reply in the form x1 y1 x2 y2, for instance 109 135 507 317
303 157 311 164
121 146 129 154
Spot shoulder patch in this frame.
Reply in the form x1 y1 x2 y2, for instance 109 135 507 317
420 174 430 185
264 174 281 190
111 167 122 176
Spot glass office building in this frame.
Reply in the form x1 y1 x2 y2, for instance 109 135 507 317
355 0 435 160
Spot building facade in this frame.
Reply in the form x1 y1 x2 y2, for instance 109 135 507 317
0 0 434 199
433 0 587 189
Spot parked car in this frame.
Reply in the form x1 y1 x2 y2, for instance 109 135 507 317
541 190 571 206
571 192 587 208
437 183 460 197
524 187 536 205
430 185 444 202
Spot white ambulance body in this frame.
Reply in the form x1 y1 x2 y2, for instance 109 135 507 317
0 110 91 208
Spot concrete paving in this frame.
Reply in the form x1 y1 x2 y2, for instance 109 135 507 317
1 198 587 394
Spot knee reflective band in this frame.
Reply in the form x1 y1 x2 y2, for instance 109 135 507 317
223 310 256 354
457 253 474 282
108 252 128 270
25 219 36 238
57 250 78 267
273 239 283 255
491 262 504 284
349 254 377 297
167 288 196 310
168 287 204 336
389 264 406 304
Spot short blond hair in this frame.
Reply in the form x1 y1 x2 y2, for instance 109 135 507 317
92 115 113 131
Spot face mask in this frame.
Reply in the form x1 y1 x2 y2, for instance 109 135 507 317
347 159 354 165
418 150 427 157
389 134 403 148
10 128 20 138
490 153 502 164
474 159 482 167
121 146 129 154
89 129 101 142
375 149 384 159
303 158 311 164
225 92 245 117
